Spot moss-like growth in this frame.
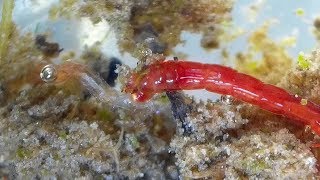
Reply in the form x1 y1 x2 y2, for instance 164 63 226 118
16 147 33 159
241 159 270 174
58 130 68 140
0 0 14 63
97 109 113 121
297 52 311 70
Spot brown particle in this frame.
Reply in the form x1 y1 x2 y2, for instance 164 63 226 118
314 17 320 30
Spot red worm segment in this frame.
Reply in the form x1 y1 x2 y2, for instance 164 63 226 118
124 61 320 135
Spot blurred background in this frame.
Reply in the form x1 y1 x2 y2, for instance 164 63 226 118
2 0 320 100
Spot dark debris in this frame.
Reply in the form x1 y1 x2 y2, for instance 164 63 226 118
166 91 193 135
35 35 63 57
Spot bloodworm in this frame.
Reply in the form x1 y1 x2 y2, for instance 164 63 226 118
124 60 320 135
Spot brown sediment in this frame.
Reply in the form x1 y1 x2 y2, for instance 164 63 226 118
35 35 63 57
314 17 320 30
124 0 233 55
313 17 320 42
235 24 292 85
47 0 233 56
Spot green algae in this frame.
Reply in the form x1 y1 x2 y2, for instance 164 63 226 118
16 147 33 159
297 52 311 70
58 130 68 140
240 159 270 174
97 109 113 121
0 0 14 63
295 8 305 17
52 153 61 161
251 160 270 173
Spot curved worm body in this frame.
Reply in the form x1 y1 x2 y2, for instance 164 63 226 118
124 61 320 135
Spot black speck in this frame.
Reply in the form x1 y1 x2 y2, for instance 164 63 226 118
91 57 122 87
106 57 122 87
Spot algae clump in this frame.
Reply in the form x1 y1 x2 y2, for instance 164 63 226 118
297 52 311 70
0 0 15 63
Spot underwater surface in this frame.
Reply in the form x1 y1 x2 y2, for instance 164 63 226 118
1 0 320 179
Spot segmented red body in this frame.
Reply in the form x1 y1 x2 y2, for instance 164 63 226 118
124 60 320 135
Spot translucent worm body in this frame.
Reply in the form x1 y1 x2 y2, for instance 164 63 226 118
40 62 118 103
39 62 162 115
124 60 320 135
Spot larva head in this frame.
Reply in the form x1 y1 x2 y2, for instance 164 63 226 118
123 69 154 102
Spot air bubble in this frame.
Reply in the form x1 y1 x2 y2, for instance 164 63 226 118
40 64 57 83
